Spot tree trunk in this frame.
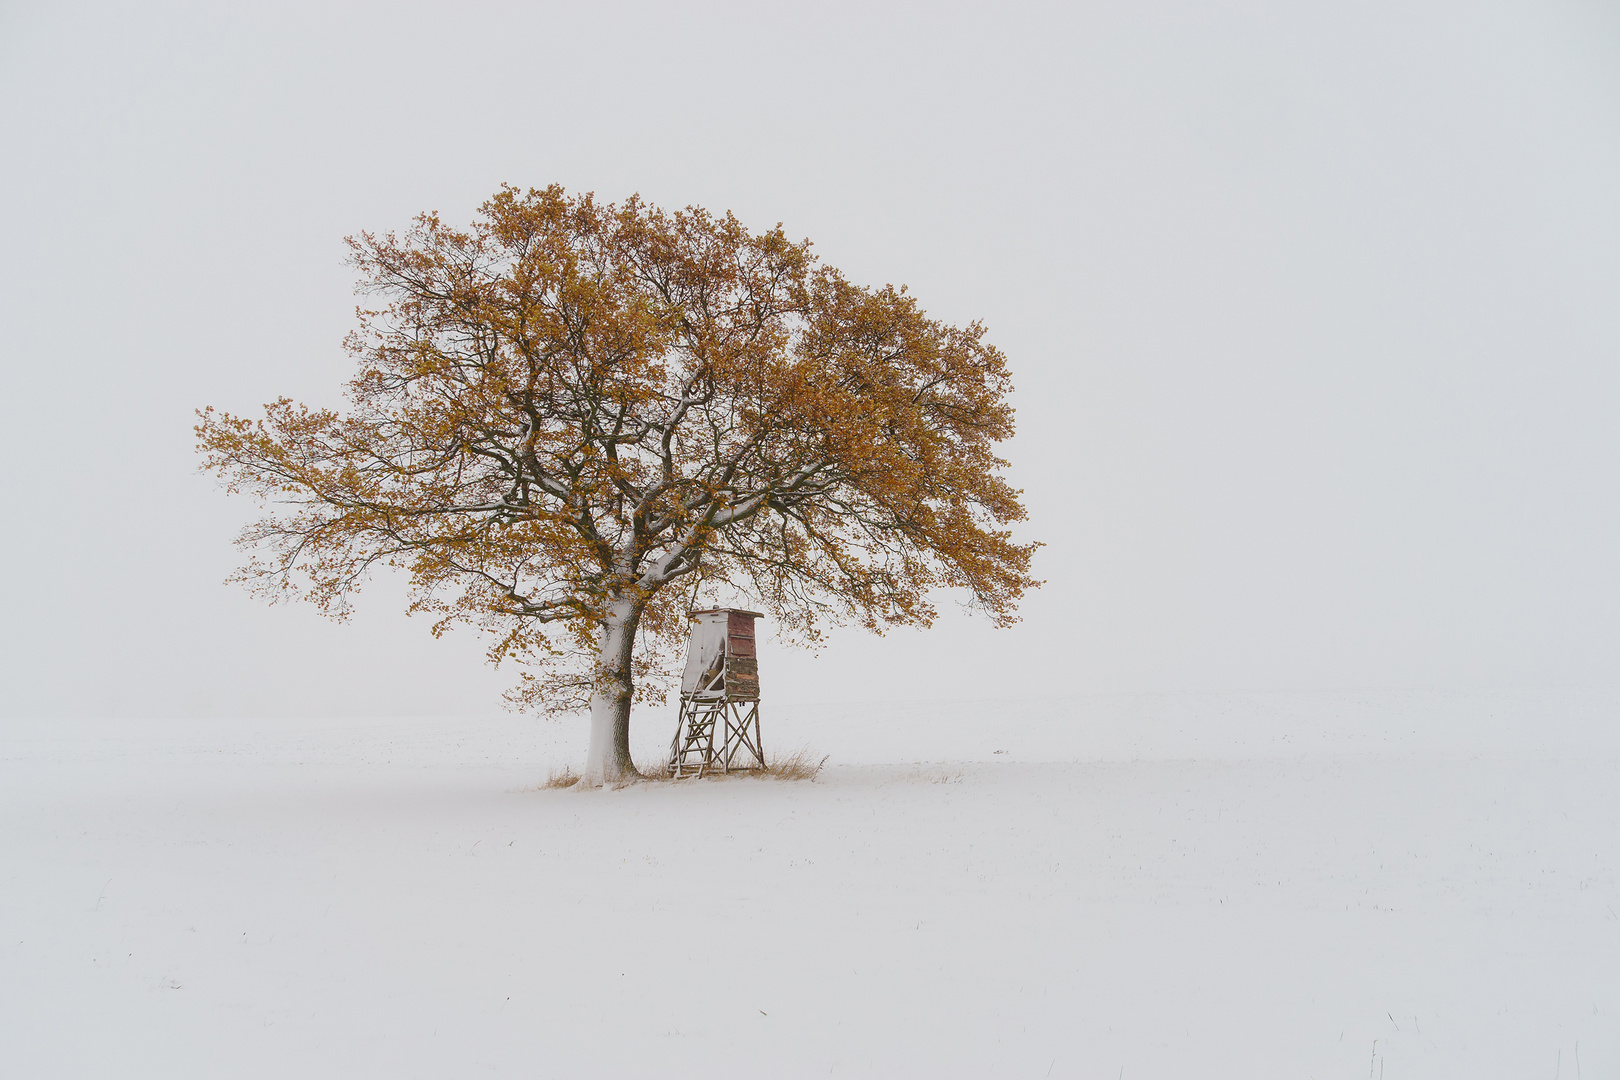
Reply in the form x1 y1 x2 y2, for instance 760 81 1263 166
578 598 643 786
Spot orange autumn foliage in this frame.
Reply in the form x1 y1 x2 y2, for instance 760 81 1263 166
198 185 1039 772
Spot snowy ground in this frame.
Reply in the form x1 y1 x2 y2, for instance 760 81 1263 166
3 691 1617 1078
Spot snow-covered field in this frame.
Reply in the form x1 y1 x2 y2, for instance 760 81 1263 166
3 692 1617 1078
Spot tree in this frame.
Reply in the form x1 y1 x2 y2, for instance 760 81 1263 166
197 185 1039 785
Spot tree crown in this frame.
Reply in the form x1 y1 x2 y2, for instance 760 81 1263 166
197 185 1040 709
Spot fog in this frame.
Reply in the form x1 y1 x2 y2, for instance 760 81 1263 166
2 0 1618 719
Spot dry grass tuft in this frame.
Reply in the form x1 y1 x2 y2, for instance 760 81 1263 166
541 765 581 789
764 748 828 781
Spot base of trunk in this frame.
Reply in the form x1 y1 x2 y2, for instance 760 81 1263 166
577 688 639 787
576 601 644 787
574 762 641 788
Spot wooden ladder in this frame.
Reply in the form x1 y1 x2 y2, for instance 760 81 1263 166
669 697 723 777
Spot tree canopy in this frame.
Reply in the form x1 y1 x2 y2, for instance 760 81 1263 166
197 185 1039 783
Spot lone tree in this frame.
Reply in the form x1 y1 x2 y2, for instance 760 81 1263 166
198 186 1039 785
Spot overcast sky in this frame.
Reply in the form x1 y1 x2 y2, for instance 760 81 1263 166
2 0 1618 719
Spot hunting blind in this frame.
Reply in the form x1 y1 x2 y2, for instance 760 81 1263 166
668 609 765 777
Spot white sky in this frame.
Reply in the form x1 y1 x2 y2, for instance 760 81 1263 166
2 0 1618 718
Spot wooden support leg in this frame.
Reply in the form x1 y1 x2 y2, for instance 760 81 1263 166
667 700 687 774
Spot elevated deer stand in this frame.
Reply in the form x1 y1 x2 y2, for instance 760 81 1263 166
668 609 764 778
